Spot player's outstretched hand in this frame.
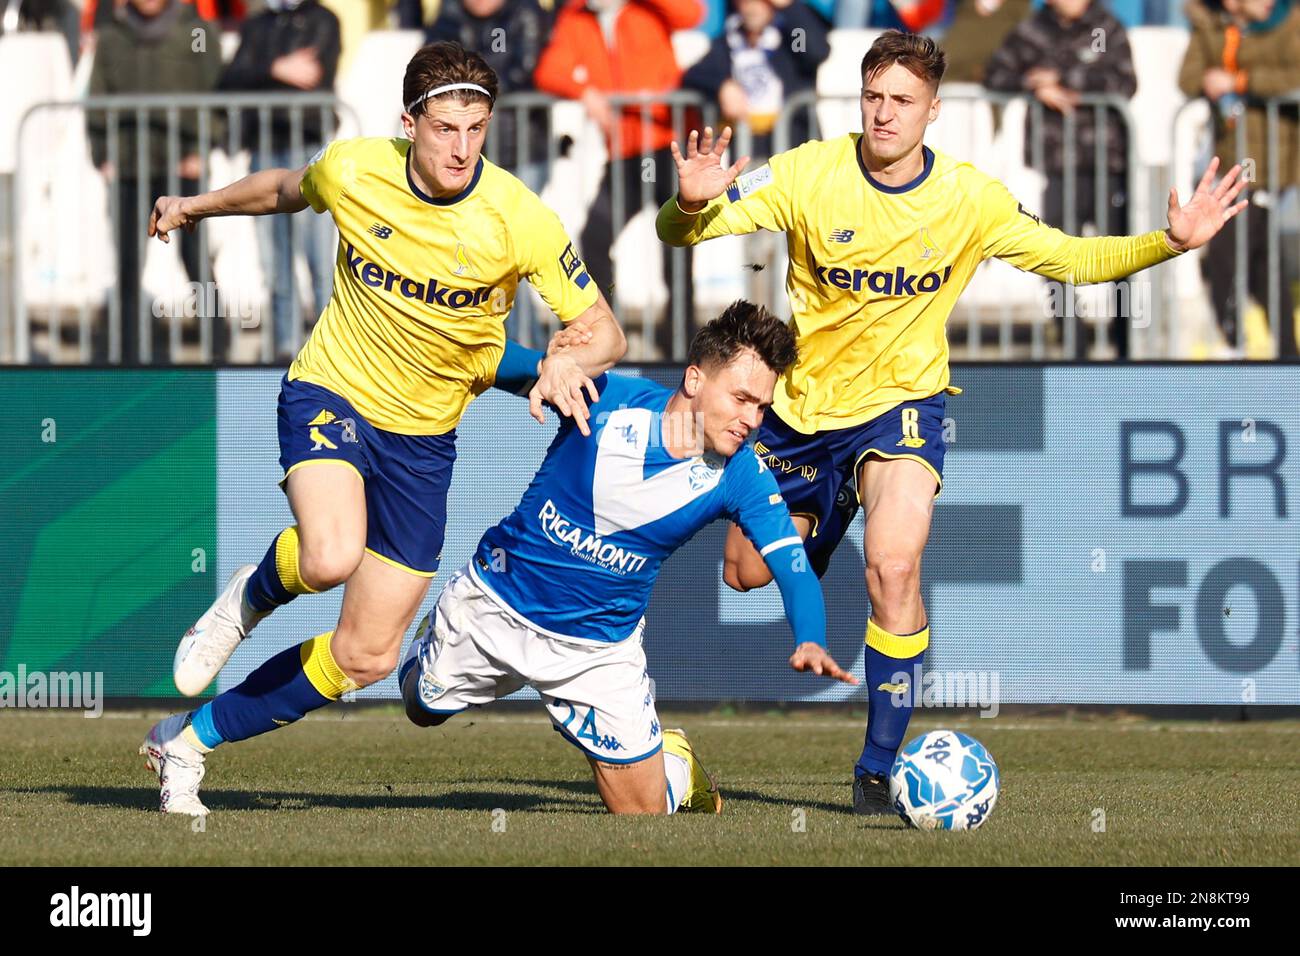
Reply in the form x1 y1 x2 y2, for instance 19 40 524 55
530 353 600 436
789 642 859 685
669 126 751 209
148 195 199 244
547 318 594 355
1165 156 1249 253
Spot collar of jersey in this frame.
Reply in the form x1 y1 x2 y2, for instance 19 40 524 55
405 149 483 206
856 139 934 194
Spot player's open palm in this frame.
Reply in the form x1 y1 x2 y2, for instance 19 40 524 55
1166 156 1249 252
789 642 859 685
670 126 750 208
530 353 600 437
148 195 199 245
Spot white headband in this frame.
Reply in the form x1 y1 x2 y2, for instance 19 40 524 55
406 83 493 113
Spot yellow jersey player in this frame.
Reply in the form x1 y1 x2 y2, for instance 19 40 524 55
137 41 623 815
655 31 1247 816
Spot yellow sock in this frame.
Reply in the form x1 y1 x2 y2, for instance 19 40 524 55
300 631 358 700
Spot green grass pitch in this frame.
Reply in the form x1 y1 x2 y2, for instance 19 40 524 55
2 708 1297 866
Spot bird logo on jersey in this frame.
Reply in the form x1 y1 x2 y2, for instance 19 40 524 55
453 243 473 277
919 227 943 260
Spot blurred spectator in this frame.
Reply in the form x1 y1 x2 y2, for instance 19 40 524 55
13 0 81 65
396 0 440 26
535 0 703 358
1179 0 1300 358
681 0 830 159
220 0 341 361
700 0 832 33
86 0 225 364
984 0 1137 356
81 0 245 36
942 0 1031 85
835 0 950 30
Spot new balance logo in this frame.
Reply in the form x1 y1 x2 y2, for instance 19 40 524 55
369 224 393 239
829 228 855 243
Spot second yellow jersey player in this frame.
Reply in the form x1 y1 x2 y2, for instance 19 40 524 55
657 133 1178 436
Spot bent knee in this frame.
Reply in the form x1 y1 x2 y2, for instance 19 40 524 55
866 554 921 589
298 543 364 591
333 646 399 688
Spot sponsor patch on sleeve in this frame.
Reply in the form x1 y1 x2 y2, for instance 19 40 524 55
726 165 774 203
768 493 782 505
559 242 591 289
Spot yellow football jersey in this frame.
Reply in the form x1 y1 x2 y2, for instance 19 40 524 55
657 135 1182 434
291 136 598 435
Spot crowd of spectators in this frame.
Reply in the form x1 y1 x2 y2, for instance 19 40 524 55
5 0 1297 359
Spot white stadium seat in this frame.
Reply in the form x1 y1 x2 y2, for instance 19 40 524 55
1128 27 1191 168
815 29 881 138
336 30 427 139
672 29 711 72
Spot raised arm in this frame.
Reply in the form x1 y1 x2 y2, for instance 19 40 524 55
656 126 800 247
980 158 1247 283
148 165 310 244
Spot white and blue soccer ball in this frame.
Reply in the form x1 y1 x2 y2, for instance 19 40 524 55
889 730 1000 831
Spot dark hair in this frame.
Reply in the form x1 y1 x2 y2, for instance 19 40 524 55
687 300 797 376
403 41 499 116
860 30 946 91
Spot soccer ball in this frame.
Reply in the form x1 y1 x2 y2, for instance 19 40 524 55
889 730 1000 831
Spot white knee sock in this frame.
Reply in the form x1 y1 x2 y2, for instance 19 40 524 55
664 751 690 814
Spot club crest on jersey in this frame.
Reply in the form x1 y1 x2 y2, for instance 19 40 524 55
345 242 494 310
687 457 721 491
919 227 943 259
453 242 473 277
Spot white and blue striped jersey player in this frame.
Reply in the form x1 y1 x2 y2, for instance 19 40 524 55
400 347 829 772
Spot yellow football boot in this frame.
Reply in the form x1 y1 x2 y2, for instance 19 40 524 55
663 728 722 814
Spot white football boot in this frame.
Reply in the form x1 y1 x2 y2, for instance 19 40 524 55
139 714 209 816
174 564 268 696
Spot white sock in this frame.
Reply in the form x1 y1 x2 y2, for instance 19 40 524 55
664 751 690 814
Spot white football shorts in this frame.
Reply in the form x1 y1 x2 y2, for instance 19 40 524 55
403 566 663 764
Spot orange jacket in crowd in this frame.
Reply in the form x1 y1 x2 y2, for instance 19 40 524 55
81 0 247 35
534 0 703 160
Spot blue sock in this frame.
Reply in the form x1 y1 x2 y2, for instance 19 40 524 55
207 632 354 744
855 620 929 779
245 526 319 614
187 702 225 749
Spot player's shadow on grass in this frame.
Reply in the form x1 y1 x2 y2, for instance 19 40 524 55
14 784 601 814
718 786 907 828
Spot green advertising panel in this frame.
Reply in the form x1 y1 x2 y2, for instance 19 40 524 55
0 371 217 696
